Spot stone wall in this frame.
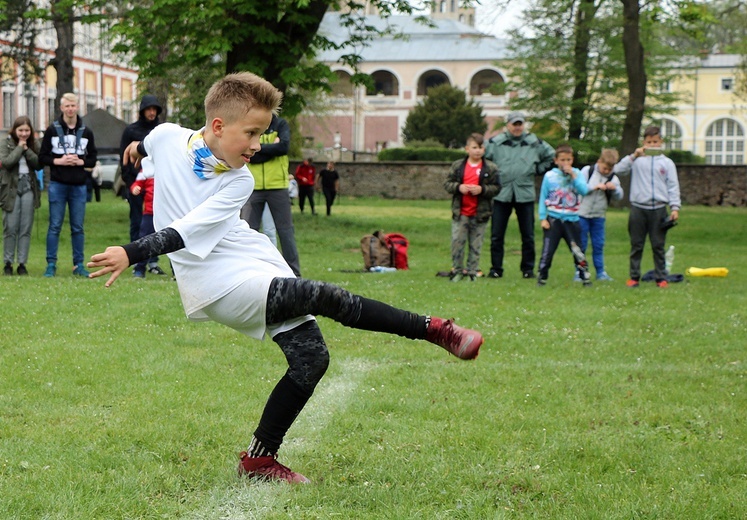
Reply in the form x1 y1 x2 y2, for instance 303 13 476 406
290 161 747 206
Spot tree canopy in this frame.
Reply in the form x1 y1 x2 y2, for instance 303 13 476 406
109 1 433 125
402 84 487 148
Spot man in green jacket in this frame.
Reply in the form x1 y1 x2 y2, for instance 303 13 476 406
484 111 555 279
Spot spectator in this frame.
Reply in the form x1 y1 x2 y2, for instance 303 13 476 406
317 161 340 216
119 95 166 275
294 157 317 215
240 115 301 276
1 116 41 276
484 111 555 279
39 93 97 277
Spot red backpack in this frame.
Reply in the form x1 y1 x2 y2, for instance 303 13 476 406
384 233 409 270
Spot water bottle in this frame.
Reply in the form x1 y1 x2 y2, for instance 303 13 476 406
370 266 396 273
665 245 675 274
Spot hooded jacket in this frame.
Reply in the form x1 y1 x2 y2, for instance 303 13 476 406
39 115 97 185
119 95 163 186
485 131 555 204
613 153 681 211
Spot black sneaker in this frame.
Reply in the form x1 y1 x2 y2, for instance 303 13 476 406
148 265 167 275
536 278 547 287
522 271 535 279
4 262 13 276
17 264 28 276
487 269 502 279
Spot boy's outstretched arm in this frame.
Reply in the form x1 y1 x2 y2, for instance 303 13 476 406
88 228 186 287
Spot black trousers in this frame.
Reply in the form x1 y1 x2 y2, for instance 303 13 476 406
628 205 668 281
490 200 536 275
254 277 427 453
537 218 584 281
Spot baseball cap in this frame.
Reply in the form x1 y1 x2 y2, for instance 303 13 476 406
506 111 526 125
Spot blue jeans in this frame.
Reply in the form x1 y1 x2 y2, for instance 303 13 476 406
46 181 87 265
579 216 606 274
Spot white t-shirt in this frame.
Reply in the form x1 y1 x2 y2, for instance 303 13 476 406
144 123 299 339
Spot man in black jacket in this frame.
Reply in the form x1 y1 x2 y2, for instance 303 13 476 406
39 92 97 278
119 95 166 275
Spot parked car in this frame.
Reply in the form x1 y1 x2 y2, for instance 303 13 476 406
97 154 120 188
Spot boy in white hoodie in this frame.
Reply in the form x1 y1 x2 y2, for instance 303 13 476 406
613 126 680 288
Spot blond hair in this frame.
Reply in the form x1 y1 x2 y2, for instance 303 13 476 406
61 92 78 105
598 148 619 168
204 72 283 124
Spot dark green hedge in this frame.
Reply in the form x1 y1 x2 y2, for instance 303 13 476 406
378 147 467 162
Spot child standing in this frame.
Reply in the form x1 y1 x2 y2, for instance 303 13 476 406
613 125 680 288
129 159 167 278
88 72 483 484
444 133 500 282
294 157 316 214
576 149 623 281
537 143 591 286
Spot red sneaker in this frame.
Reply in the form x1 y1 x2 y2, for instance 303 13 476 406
425 317 483 360
626 279 640 288
656 280 668 288
237 451 310 483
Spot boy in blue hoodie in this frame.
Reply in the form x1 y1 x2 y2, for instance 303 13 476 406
537 143 591 286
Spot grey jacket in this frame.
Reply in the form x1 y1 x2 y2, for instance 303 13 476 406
578 164 624 218
614 154 681 211
484 131 555 203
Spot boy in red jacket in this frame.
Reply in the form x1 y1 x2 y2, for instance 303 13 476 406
294 157 316 214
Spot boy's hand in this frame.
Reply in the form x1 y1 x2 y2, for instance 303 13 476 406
595 183 607 191
123 141 143 169
458 184 470 194
131 185 142 196
633 147 645 158
670 210 679 222
541 219 550 230
87 246 130 287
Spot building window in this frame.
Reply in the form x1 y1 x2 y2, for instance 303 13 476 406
705 118 744 164
3 91 16 128
657 80 671 93
659 118 683 150
331 70 354 97
366 70 399 96
25 93 39 129
469 69 506 96
721 78 734 92
417 70 450 96
47 96 56 126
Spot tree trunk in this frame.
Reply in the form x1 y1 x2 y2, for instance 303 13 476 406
50 1 75 112
569 0 599 140
620 0 646 154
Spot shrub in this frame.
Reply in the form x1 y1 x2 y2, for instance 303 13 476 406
378 147 467 162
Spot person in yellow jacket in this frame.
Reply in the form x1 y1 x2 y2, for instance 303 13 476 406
240 114 301 276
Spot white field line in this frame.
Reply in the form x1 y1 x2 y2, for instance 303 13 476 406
186 358 374 520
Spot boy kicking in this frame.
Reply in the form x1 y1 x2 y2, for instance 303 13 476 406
87 72 483 484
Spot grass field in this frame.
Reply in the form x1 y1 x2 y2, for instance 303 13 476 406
1 192 746 519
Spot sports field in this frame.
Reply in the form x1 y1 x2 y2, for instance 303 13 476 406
1 194 745 519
